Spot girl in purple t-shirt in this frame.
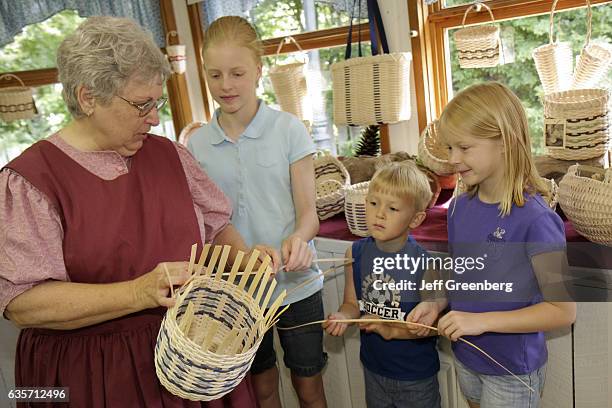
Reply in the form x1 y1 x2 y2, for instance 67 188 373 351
435 82 576 408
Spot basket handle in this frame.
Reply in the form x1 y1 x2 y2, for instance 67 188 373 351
461 2 495 28
549 0 591 45
274 36 306 64
0 73 27 88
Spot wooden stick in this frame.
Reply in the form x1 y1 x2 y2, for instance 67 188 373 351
277 318 535 393
238 249 260 290
163 263 174 298
214 245 231 281
188 243 198 276
195 243 211 276
204 245 222 277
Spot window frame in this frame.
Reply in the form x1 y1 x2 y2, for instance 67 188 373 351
410 0 612 133
0 0 193 138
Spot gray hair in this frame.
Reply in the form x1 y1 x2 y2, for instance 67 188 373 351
57 16 171 118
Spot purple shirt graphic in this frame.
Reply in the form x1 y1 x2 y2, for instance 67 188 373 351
447 192 565 375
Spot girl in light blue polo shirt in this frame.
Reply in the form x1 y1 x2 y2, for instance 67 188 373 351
187 16 328 408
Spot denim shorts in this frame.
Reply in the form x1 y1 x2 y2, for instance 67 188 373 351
455 359 546 408
364 368 441 408
250 290 327 377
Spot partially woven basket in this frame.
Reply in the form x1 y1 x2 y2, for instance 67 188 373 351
571 0 612 89
544 88 610 160
315 154 350 220
0 74 37 121
532 0 573 94
345 182 370 237
417 120 455 176
331 53 412 126
558 165 612 246
269 36 309 121
155 244 287 401
454 3 501 69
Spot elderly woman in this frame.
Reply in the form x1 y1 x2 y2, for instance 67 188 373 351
0 16 276 407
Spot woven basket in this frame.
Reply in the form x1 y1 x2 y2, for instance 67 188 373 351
155 244 287 401
417 120 455 176
454 3 501 69
532 0 574 95
558 165 612 245
269 37 309 121
544 88 610 160
345 181 370 237
0 74 37 121
571 1 612 89
315 154 350 220
331 52 412 126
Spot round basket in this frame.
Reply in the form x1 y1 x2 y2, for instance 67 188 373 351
417 120 455 176
0 74 37 121
315 154 350 220
345 182 370 237
155 245 286 400
453 4 501 69
571 0 612 89
558 165 612 246
532 0 574 94
544 88 610 160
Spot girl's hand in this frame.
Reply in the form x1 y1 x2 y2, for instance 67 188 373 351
281 235 313 272
132 262 191 309
358 314 394 340
405 302 440 336
437 311 488 341
323 312 351 336
248 244 281 277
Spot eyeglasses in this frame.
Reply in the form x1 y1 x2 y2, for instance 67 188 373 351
116 95 167 117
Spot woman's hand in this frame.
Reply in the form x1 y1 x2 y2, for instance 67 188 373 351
323 312 351 336
437 310 488 341
132 262 191 309
281 234 314 272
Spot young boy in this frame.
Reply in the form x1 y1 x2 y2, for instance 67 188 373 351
324 161 443 408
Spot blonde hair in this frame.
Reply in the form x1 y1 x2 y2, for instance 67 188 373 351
369 161 433 212
57 16 170 118
438 82 549 216
202 16 263 64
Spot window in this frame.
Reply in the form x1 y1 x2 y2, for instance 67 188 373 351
0 9 180 166
415 0 612 154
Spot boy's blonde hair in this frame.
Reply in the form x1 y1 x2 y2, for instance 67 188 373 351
369 161 433 212
437 82 549 216
202 16 263 65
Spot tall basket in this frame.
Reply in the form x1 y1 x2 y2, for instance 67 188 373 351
269 36 310 122
571 0 612 89
544 88 610 160
155 244 287 401
454 3 502 69
558 165 612 246
0 74 37 121
532 0 573 95
344 181 370 237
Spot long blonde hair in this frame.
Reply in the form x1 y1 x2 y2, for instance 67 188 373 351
438 82 548 216
202 16 263 64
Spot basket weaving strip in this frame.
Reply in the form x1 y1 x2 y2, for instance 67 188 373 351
558 165 612 245
155 245 287 401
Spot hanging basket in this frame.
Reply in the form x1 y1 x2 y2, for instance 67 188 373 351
454 3 502 69
345 181 370 237
558 165 612 246
544 88 610 160
269 36 310 121
155 244 287 401
314 153 350 220
417 120 456 176
0 74 37 121
571 0 612 89
532 0 575 95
